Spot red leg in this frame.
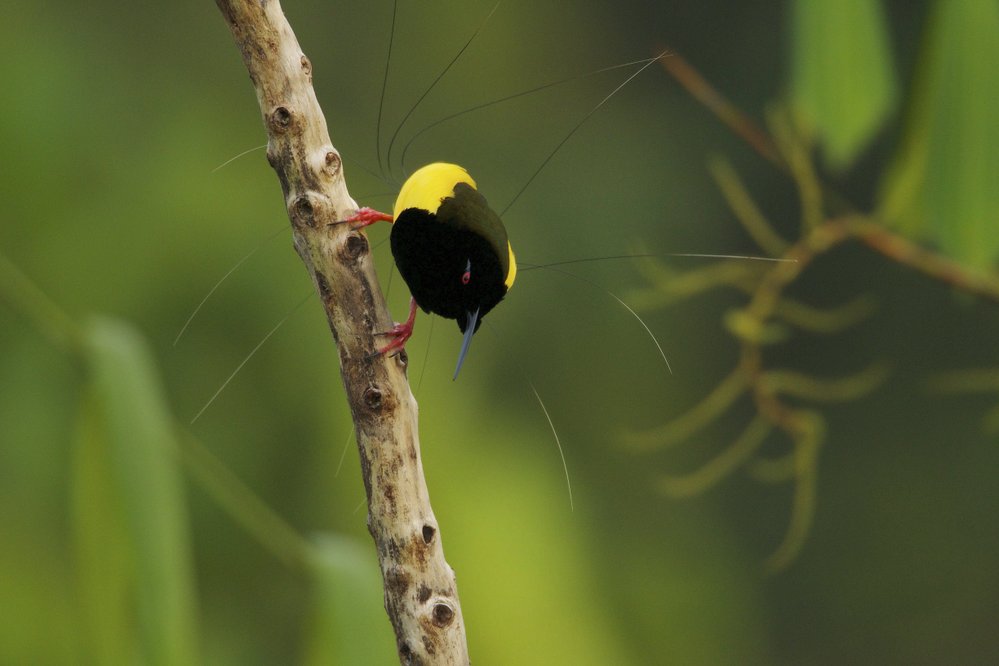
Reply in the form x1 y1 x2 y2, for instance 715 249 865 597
377 297 418 356
345 207 394 229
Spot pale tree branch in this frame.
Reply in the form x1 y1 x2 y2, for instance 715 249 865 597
213 1 469 663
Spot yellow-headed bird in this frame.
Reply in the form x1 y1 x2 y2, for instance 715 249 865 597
350 162 516 378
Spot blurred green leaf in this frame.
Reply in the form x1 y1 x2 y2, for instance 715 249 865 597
789 0 898 169
72 391 138 666
880 0 999 270
80 317 200 666
303 533 395 666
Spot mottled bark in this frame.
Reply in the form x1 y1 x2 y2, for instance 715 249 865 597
213 2 469 663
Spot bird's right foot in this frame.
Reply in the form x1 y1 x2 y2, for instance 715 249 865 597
346 207 393 229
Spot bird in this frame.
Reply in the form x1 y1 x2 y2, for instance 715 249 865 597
348 162 516 379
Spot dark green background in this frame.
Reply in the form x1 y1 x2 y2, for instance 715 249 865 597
3 0 998 663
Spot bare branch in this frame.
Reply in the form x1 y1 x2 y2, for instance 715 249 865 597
213 1 469 662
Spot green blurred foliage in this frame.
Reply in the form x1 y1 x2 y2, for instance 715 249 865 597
2 0 998 664
304 534 396 665
880 0 999 270
790 0 899 170
75 317 199 666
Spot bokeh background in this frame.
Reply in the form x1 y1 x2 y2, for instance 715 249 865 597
3 0 999 663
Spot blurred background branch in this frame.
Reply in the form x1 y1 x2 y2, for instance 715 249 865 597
630 0 999 571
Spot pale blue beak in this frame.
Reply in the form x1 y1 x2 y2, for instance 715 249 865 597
453 307 480 380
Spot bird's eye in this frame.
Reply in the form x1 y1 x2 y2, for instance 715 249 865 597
461 260 471 285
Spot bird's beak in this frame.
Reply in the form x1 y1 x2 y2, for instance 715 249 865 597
453 307 480 380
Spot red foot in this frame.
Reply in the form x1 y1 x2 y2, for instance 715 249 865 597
346 207 394 229
376 297 418 356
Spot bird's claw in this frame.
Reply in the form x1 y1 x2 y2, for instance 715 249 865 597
371 297 418 359
345 207 393 229
375 320 414 356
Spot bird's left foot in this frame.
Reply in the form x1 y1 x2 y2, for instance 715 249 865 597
346 207 393 229
374 297 418 357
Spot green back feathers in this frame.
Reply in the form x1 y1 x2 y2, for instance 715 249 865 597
393 163 517 289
